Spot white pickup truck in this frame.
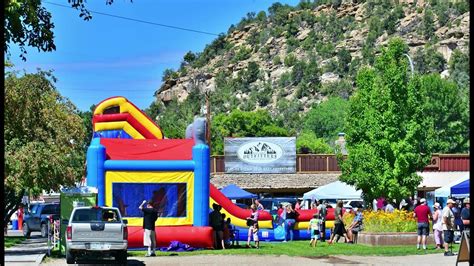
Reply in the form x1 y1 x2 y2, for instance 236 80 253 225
65 206 128 264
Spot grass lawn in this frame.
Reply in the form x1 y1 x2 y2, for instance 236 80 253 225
4 236 25 248
128 241 460 257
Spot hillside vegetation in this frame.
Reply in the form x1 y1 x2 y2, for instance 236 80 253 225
147 0 470 155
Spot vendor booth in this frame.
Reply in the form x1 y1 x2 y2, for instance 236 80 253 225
434 173 469 206
302 181 362 200
451 179 470 198
220 184 257 199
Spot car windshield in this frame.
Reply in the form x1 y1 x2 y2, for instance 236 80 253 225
30 204 40 214
42 204 59 214
72 209 120 223
260 201 273 210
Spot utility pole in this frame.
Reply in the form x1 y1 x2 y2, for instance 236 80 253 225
205 91 211 154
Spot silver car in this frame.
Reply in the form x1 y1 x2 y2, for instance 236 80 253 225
65 206 128 264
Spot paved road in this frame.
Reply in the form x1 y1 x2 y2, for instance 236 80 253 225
5 230 48 266
41 253 468 266
5 229 467 266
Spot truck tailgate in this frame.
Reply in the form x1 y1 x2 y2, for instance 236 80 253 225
72 222 124 242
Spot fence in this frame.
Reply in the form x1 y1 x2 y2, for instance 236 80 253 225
210 154 470 174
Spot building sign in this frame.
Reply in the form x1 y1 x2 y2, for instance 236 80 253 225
224 137 296 173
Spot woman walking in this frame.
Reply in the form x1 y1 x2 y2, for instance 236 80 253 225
284 204 297 242
432 202 444 249
328 200 352 244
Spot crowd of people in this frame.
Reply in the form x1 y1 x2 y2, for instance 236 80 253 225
413 197 469 256
140 194 469 254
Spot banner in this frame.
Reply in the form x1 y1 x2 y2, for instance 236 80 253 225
224 137 296 173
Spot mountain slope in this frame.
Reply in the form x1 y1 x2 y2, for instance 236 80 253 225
154 0 469 114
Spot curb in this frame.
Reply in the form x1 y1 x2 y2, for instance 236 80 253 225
36 253 47 265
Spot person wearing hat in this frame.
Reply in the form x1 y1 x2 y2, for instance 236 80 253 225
461 197 470 232
413 198 432 250
432 202 444 249
442 198 456 256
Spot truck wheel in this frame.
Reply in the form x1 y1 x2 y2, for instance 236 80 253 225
66 250 75 264
40 223 48 238
23 223 31 238
116 250 127 265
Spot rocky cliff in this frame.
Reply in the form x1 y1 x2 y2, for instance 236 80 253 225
154 0 469 113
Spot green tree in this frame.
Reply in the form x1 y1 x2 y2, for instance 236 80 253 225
337 48 352 74
413 46 446 74
339 38 436 204
303 97 349 141
4 0 121 60
4 69 87 225
422 8 435 40
296 131 333 154
211 109 288 155
162 68 178 81
420 74 469 153
183 51 196 64
78 104 96 148
448 49 470 89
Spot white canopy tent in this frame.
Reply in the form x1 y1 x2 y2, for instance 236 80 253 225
303 181 362 200
434 173 470 198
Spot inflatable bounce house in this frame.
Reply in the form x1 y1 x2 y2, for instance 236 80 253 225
86 96 337 248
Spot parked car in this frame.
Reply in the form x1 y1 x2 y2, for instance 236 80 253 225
23 202 60 238
343 200 365 210
259 197 298 214
64 206 128 265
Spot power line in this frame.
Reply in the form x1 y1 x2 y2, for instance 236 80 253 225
43 1 220 36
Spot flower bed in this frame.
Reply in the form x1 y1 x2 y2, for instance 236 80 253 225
343 210 434 246
343 209 418 233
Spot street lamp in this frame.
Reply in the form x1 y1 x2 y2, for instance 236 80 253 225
403 53 414 78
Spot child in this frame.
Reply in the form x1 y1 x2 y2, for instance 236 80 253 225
252 223 260 249
308 213 321 247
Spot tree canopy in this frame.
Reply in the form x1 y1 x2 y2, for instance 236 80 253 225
303 97 349 142
4 69 87 224
4 0 115 60
339 38 437 203
211 109 289 155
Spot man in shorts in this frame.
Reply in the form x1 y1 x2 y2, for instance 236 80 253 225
442 198 456 256
413 198 432 250
139 200 158 256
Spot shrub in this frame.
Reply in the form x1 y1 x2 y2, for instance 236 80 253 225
296 131 333 154
233 46 252 62
413 46 446 74
162 68 178 81
183 51 196 64
284 53 297 67
422 8 435 40
291 60 306 85
278 72 292 87
320 79 353 99
272 55 281 65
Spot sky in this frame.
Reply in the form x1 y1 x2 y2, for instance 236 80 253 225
8 0 299 111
